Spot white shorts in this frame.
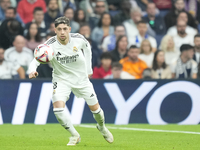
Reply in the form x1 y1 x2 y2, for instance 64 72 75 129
52 79 98 106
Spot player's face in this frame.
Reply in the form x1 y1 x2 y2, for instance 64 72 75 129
55 24 71 42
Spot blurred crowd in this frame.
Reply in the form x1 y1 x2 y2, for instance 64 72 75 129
0 0 200 80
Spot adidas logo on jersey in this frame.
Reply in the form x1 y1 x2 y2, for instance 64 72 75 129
56 52 61 56
90 94 94 97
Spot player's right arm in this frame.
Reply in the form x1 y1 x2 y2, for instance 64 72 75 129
28 58 40 79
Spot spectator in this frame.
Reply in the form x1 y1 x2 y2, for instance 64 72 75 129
0 18 24 49
112 0 131 25
59 0 76 15
104 62 135 79
110 35 128 62
129 20 157 52
173 20 194 50
0 47 25 79
79 0 108 21
3 6 24 25
143 2 166 35
25 22 44 51
88 0 107 30
139 39 154 68
4 35 33 75
193 34 200 64
160 35 180 65
0 0 11 22
107 0 121 15
92 52 112 79
123 8 141 42
164 0 197 30
167 11 198 36
25 7 48 38
46 32 56 40
17 0 46 24
44 0 61 26
152 0 172 17
142 68 152 79
120 45 148 79
64 7 79 33
79 23 102 68
47 22 55 34
171 44 197 79
91 12 114 49
101 24 125 52
151 50 172 79
74 9 86 26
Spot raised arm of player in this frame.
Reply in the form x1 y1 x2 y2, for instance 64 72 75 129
28 58 41 79
82 39 93 77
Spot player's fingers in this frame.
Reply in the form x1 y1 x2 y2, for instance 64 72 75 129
34 72 39 76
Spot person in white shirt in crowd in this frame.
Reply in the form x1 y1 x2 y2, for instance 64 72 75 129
138 39 154 68
193 34 200 64
101 24 125 52
167 11 197 36
4 35 33 76
123 7 156 43
159 35 180 65
104 62 134 79
129 20 157 52
0 47 25 79
172 20 194 50
171 44 197 79
151 50 172 79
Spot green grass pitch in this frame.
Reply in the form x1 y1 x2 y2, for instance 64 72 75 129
0 124 200 150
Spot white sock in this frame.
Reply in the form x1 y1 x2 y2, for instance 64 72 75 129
53 108 79 137
91 107 105 127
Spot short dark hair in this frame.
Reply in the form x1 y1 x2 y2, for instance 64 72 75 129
100 52 112 60
111 62 122 69
129 45 138 51
64 7 74 14
33 7 43 14
180 44 194 52
137 20 147 25
6 6 16 14
194 34 200 39
9 19 20 34
54 16 70 27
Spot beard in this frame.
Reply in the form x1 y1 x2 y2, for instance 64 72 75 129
178 30 186 35
195 45 200 50
49 8 58 12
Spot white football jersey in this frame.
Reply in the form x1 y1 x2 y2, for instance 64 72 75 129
28 33 93 87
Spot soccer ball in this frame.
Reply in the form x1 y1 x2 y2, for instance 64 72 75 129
34 44 54 64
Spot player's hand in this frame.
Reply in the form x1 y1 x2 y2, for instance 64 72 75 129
29 71 38 79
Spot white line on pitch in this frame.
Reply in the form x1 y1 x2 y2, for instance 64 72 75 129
77 125 200 135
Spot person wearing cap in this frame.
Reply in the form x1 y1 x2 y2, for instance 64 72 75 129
171 44 197 79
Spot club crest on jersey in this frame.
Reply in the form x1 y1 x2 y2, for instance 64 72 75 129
73 46 78 52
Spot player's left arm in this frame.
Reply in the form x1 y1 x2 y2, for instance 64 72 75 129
81 37 93 77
